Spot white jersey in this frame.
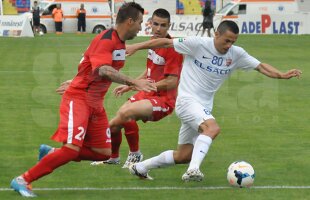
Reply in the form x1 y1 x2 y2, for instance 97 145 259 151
173 37 260 110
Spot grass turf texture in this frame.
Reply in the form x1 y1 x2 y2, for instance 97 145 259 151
0 34 309 199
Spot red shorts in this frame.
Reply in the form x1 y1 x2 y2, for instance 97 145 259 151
129 92 174 122
51 97 111 148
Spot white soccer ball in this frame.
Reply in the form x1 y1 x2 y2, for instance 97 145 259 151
227 161 255 188
39 31 44 36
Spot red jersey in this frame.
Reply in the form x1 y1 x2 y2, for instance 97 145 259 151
65 29 125 107
144 35 183 107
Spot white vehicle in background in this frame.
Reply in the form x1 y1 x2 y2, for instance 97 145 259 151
213 0 306 29
31 0 112 33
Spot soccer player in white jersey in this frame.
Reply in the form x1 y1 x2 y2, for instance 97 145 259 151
126 20 302 181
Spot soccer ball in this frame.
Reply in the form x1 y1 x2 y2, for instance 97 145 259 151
227 161 255 188
39 31 44 36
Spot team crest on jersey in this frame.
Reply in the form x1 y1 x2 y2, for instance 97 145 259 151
225 58 232 66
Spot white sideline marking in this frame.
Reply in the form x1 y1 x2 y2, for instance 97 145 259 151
1 186 310 191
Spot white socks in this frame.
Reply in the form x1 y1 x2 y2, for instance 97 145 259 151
136 150 175 173
188 134 212 171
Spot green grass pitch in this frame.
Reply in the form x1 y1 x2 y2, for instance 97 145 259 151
0 33 309 199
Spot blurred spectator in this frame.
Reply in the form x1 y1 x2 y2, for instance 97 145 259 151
76 3 86 34
201 0 214 37
52 3 63 34
31 1 41 35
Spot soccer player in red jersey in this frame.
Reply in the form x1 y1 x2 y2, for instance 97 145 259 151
10 2 156 198
90 9 183 168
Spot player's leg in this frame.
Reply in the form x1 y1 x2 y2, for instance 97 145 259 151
34 18 40 34
11 98 89 197
102 101 130 164
121 119 142 168
32 19 37 34
207 28 211 37
77 20 81 33
124 120 139 153
188 118 220 169
181 119 220 182
82 20 86 33
11 143 80 197
177 100 219 181
123 96 173 168
55 22 59 34
80 107 111 161
23 143 80 182
109 99 152 165
112 99 153 126
129 145 193 180
129 122 195 180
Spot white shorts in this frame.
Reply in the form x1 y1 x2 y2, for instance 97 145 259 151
175 98 215 145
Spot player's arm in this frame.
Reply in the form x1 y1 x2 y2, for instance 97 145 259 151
52 9 55 18
255 63 302 79
126 38 173 56
98 65 156 92
113 69 147 97
155 75 178 91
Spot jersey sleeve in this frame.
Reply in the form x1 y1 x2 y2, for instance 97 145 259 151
173 36 200 56
235 47 260 71
163 48 183 76
88 39 114 72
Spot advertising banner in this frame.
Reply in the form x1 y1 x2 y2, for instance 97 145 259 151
0 15 34 37
139 13 310 37
238 14 310 35
140 15 204 37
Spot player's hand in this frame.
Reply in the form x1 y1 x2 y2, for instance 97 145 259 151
113 85 131 97
125 44 138 57
132 79 157 92
56 79 72 95
281 69 302 79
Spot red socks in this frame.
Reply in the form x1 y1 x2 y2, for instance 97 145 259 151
124 120 139 152
23 145 111 183
23 146 79 183
111 130 122 158
110 120 140 158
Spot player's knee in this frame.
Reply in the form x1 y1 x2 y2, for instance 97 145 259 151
208 125 221 139
110 125 119 134
210 125 221 136
117 107 134 121
109 120 121 133
200 123 221 139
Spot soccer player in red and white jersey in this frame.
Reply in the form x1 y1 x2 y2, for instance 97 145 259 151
10 2 156 198
91 9 183 168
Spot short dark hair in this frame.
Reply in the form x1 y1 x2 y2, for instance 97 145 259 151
152 8 170 23
116 2 144 24
217 20 239 35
